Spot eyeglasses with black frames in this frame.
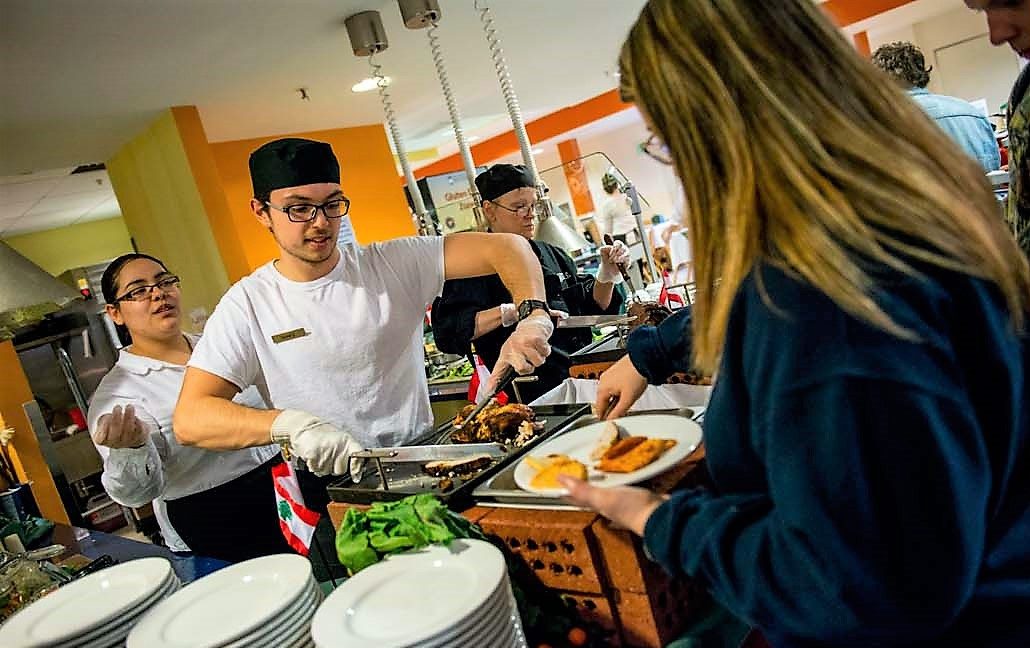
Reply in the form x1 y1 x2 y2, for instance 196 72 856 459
115 275 181 303
264 197 351 223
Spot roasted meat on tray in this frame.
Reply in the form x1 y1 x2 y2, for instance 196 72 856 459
452 402 542 446
627 301 672 328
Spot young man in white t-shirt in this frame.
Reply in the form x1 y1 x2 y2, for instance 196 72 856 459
174 138 553 477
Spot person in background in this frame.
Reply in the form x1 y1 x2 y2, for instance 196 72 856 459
432 164 628 403
599 172 637 244
871 41 1001 172
562 1 1030 645
965 0 1030 256
88 253 291 562
174 140 553 473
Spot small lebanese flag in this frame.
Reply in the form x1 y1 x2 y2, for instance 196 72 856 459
272 460 321 556
659 271 684 308
467 354 509 405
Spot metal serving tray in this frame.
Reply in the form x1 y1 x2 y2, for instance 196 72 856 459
326 403 591 507
471 406 700 506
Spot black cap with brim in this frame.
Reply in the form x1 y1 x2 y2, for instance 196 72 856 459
249 138 340 198
475 164 535 202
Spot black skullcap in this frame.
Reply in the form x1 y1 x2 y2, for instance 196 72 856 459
249 138 341 198
475 164 535 202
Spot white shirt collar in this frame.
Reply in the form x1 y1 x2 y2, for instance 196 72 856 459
116 333 199 376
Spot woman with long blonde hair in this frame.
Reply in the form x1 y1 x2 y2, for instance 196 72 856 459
562 1 1030 645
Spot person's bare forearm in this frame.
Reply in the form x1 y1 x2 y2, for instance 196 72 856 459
473 306 504 339
173 368 280 450
444 233 546 306
593 281 615 310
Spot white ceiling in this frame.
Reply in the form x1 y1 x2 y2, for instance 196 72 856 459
0 169 119 237
0 0 643 177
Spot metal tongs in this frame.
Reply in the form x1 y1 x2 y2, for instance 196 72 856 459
603 234 642 304
456 365 517 429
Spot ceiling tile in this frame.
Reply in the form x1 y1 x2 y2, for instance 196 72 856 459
78 198 122 222
0 200 36 223
1 211 81 237
0 179 58 204
24 191 109 217
49 170 114 196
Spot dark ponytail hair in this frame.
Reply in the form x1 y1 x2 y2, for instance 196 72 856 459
101 253 169 346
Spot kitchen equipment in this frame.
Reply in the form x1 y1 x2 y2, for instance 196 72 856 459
327 403 590 506
351 443 508 464
604 233 643 303
455 365 516 429
556 314 635 329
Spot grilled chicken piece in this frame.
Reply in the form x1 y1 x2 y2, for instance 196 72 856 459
452 402 537 444
423 454 494 477
627 301 672 328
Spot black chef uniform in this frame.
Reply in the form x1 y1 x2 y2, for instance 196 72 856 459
432 240 624 403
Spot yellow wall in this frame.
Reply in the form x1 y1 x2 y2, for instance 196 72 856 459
209 124 416 276
0 341 70 524
2 217 134 277
106 110 230 328
171 106 251 284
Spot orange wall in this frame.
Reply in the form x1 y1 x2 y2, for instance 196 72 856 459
0 341 69 523
415 89 632 179
209 125 416 278
823 0 914 27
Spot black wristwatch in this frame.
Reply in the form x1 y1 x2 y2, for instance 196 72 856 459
517 299 550 321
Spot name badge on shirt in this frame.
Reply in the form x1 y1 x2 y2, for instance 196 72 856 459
271 328 310 344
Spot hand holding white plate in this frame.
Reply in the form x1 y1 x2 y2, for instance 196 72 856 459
514 414 702 495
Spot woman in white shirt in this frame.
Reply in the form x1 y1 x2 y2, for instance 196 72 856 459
87 253 291 562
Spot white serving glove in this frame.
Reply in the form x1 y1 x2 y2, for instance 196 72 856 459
487 313 554 390
91 404 149 449
271 410 364 481
597 240 631 284
499 302 519 327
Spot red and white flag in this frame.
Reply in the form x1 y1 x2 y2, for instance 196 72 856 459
272 460 321 556
659 271 685 308
467 354 509 405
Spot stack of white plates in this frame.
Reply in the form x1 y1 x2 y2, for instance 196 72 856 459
311 539 526 648
127 553 320 648
0 557 179 648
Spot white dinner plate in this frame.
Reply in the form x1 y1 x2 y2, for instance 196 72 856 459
72 575 181 648
421 577 511 647
514 414 703 495
127 553 313 648
0 557 174 648
234 580 320 648
310 540 505 648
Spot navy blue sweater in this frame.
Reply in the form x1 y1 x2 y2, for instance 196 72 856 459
632 264 1030 647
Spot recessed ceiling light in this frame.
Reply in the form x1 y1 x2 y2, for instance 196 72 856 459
532 148 544 155
351 76 389 93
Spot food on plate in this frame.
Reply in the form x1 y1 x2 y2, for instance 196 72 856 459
627 301 672 328
422 454 494 477
452 401 543 446
596 438 678 473
436 477 454 493
589 421 627 461
526 454 588 489
600 435 647 461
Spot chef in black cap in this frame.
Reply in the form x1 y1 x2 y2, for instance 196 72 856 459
174 139 554 479
432 164 629 403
